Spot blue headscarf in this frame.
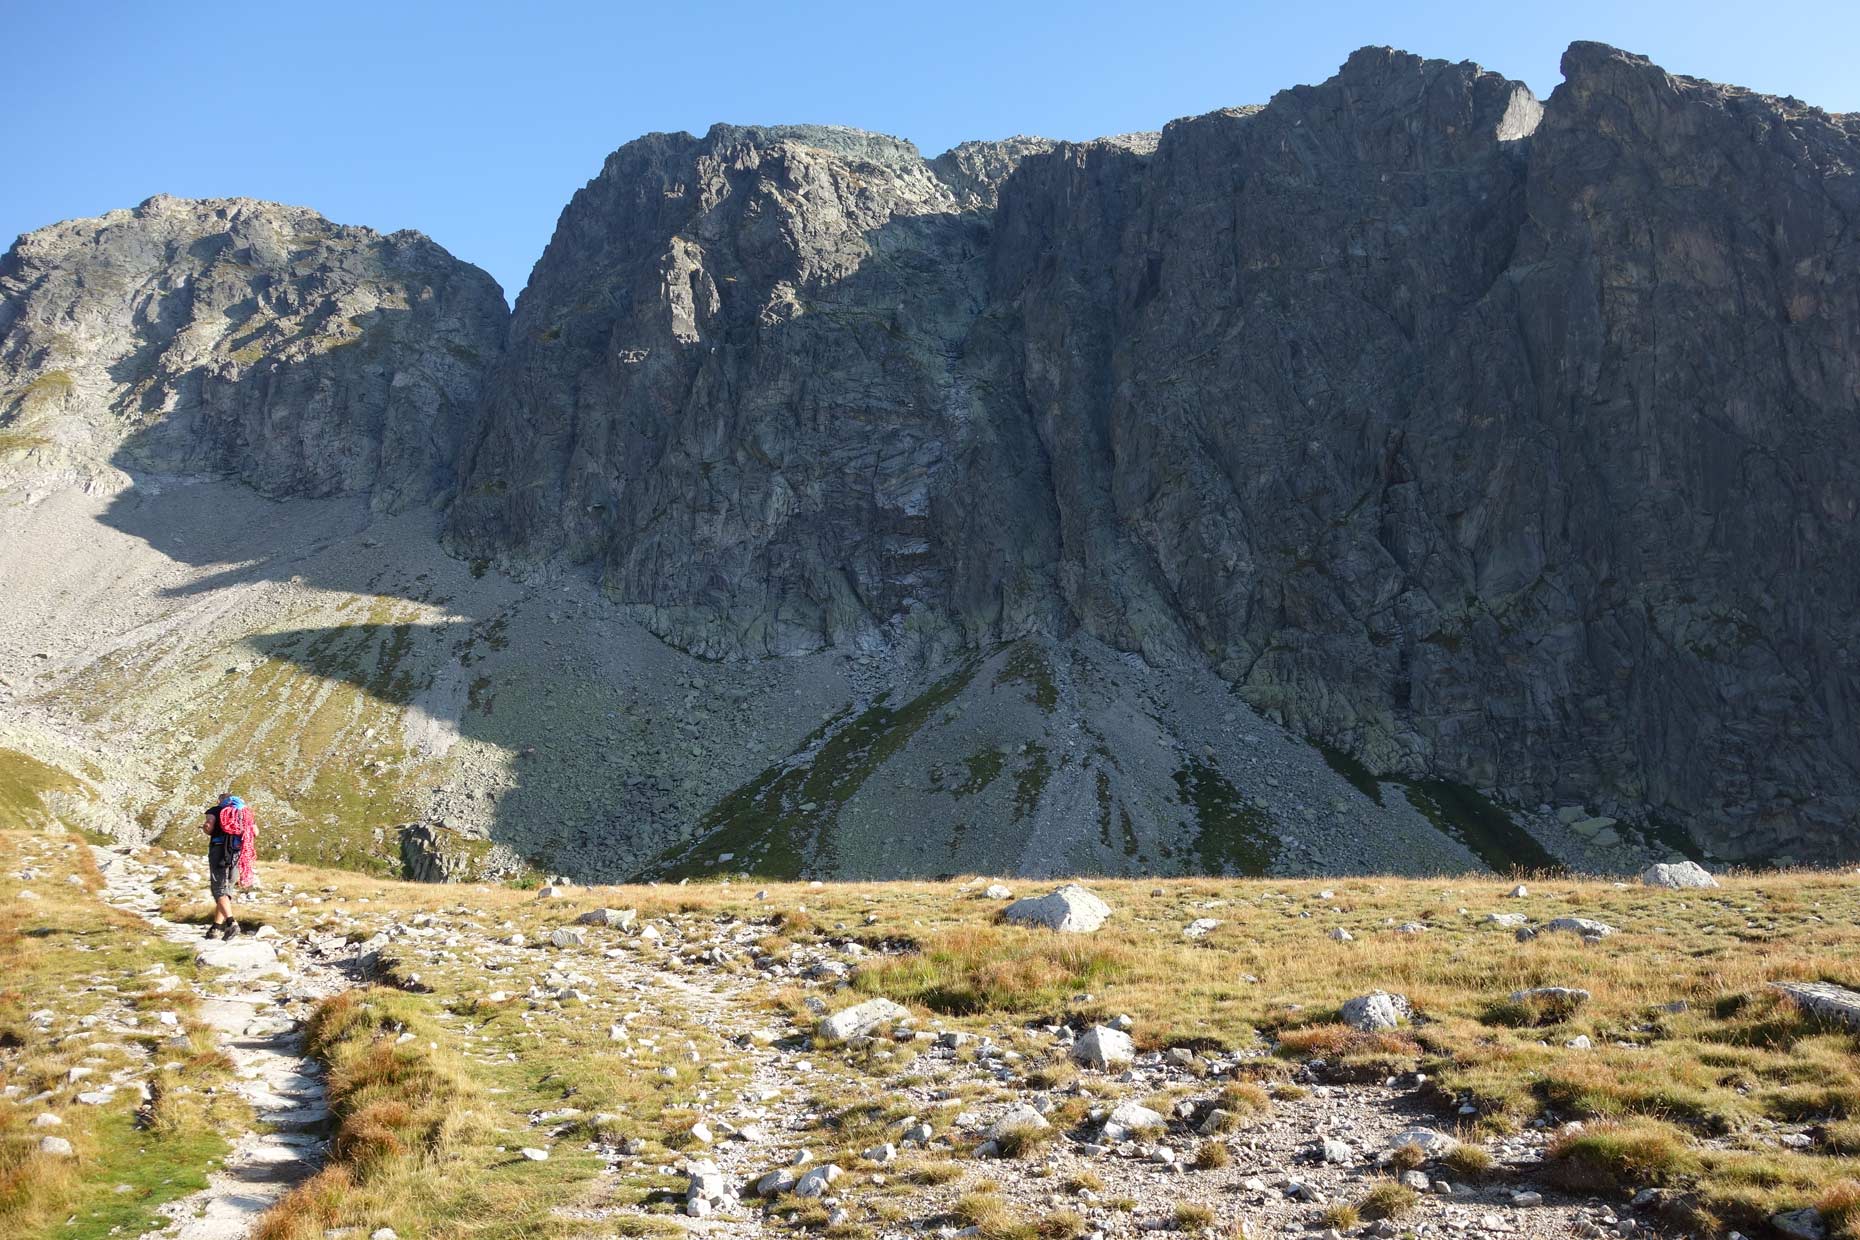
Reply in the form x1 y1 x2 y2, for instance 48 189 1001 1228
219 794 246 809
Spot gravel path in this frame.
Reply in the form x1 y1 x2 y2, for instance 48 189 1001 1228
91 846 352 1240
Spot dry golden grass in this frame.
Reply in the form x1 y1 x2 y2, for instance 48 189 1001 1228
1318 1201 1360 1230
1357 1179 1420 1220
1192 1138 1230 1169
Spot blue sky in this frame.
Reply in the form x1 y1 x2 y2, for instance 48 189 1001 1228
6 0 1856 302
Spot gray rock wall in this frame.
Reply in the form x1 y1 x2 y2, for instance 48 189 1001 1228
0 194 506 508
449 45 1860 861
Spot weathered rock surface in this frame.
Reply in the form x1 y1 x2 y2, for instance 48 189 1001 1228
1772 981 1860 1031
1001 884 1112 932
1 195 505 507
1340 991 1413 1032
443 46 1860 865
1523 917 1618 941
817 997 909 1042
1071 1025 1136 1070
1641 861 1719 889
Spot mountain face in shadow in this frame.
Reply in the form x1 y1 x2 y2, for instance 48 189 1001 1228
3 42 1859 873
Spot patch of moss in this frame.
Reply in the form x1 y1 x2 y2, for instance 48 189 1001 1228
993 642 1057 713
0 427 50 457
1174 757 1277 876
1012 743 1050 821
953 749 1005 799
20 369 74 403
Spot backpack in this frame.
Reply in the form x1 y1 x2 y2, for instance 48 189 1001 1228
217 804 258 886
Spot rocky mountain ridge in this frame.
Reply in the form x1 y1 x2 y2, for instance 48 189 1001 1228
2 40 1857 874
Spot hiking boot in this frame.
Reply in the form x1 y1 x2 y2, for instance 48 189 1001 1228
219 920 241 940
204 921 222 938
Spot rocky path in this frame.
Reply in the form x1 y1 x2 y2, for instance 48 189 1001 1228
89 846 351 1240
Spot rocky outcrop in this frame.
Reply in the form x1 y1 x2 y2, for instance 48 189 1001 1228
399 823 524 883
0 195 505 507
447 123 1065 664
447 45 1860 864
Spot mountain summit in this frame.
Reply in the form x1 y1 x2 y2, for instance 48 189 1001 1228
3 43 1858 877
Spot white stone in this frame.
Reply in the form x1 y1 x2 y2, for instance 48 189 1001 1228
1773 982 1860 1031
1527 916 1617 940
576 907 637 928
793 1163 842 1198
39 1135 74 1157
1339 991 1411 1032
548 927 585 949
1101 1100 1165 1142
1070 1025 1135 1070
985 1105 1051 1142
983 884 1013 900
818 998 910 1042
1383 1127 1457 1158
1001 884 1111 933
519 1146 550 1161
1640 861 1718 889
1184 918 1222 939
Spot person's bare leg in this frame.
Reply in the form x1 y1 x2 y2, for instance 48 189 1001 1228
213 894 232 924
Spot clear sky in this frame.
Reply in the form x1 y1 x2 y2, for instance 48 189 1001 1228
6 0 1856 303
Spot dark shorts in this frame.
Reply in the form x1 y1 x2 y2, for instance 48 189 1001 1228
208 841 237 898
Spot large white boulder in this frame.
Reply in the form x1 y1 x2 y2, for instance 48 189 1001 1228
1640 861 1718 889
817 998 909 1042
1772 981 1860 1032
1070 1024 1135 1069
577 906 637 927
1339 991 1412 1032
1001 884 1111 933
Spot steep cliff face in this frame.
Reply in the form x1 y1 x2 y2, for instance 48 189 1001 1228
447 124 1066 661
0 195 506 507
452 45 1860 861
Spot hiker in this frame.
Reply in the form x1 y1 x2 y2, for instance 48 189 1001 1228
200 793 256 939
